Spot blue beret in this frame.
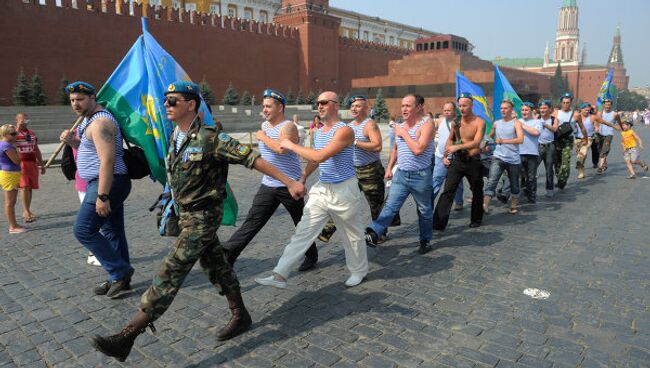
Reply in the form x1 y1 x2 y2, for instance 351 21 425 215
523 101 536 108
579 102 591 110
602 97 612 102
66 81 96 95
538 99 552 107
458 92 473 100
560 92 573 100
165 81 201 98
348 95 367 104
262 89 286 106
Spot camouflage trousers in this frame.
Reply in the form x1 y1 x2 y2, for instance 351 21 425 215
320 160 385 240
554 135 574 189
574 137 593 169
140 209 240 322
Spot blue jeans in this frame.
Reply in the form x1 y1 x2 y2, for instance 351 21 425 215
432 156 463 205
484 158 520 198
369 166 433 242
73 174 133 282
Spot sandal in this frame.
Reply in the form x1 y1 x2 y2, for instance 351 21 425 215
24 216 37 223
627 175 636 179
9 228 27 234
508 207 519 215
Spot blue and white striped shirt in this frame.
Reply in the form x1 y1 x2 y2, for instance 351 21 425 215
396 119 435 171
349 118 380 167
259 120 302 187
314 122 355 183
77 110 128 181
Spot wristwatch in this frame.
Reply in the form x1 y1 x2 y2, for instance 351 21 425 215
98 194 110 202
354 139 358 147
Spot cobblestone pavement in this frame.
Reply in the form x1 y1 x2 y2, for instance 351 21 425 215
1 127 649 367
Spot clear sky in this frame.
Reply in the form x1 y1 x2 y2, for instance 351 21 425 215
330 0 650 88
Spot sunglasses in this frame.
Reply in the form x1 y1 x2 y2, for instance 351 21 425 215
316 99 338 106
164 96 190 107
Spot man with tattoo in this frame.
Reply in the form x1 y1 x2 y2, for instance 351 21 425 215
60 82 133 298
222 89 318 271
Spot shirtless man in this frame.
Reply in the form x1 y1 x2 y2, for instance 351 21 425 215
432 93 486 230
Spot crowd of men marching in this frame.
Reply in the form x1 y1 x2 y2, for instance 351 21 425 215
1 81 646 362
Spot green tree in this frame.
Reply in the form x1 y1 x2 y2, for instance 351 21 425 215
223 81 239 105
341 92 351 109
550 63 565 101
617 90 649 111
295 89 305 105
373 89 389 123
240 90 252 105
199 76 217 105
286 88 295 105
306 90 316 106
30 71 48 106
58 75 69 105
13 68 31 106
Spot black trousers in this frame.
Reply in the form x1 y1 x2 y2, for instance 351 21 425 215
520 154 540 201
433 157 484 230
223 185 317 263
591 134 601 167
538 142 555 191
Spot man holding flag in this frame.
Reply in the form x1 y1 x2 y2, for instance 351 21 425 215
91 82 305 362
594 98 621 173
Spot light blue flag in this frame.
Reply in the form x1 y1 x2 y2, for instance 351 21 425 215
596 68 615 111
96 17 238 226
455 71 493 133
493 65 523 120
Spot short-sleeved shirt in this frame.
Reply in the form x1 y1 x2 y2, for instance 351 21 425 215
519 119 543 156
538 117 555 144
493 119 520 165
0 142 20 172
15 129 38 162
168 121 260 212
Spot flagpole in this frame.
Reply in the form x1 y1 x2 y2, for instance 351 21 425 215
44 116 84 168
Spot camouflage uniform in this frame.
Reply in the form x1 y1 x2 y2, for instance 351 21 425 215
319 160 385 241
554 135 574 189
140 120 259 322
574 137 593 169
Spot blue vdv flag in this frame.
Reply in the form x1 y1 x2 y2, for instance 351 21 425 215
596 68 615 111
455 71 493 132
493 65 523 121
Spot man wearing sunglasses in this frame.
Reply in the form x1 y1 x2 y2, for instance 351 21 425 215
255 91 369 289
92 81 305 362
14 112 45 223
365 94 436 255
222 89 319 271
317 95 385 244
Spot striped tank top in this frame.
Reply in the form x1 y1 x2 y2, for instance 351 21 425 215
396 119 435 171
77 110 128 181
259 120 302 187
575 116 594 138
600 111 615 136
557 109 576 137
314 122 355 183
349 118 380 167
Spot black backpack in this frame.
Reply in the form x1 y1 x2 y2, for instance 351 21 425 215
60 144 77 181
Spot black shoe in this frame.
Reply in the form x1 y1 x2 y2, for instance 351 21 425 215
298 257 318 272
364 228 378 248
389 214 401 227
94 280 131 296
496 194 509 204
317 226 335 243
106 279 131 299
469 222 481 228
418 241 431 255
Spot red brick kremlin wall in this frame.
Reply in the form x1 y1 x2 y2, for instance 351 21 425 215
0 0 409 105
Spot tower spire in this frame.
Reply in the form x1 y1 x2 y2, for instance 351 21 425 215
608 25 624 65
553 0 579 66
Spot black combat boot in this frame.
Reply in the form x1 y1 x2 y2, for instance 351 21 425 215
90 311 154 362
217 292 252 341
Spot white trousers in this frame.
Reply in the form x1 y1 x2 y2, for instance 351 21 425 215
274 177 369 279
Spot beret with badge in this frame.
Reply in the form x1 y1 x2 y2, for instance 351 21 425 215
165 81 201 98
66 81 96 95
